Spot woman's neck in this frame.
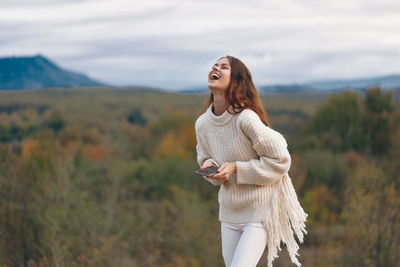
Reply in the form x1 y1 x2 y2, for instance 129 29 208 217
212 91 229 116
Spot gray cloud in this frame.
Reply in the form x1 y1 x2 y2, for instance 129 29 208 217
0 0 399 90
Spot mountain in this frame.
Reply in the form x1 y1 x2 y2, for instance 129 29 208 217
258 84 313 93
304 75 400 91
0 55 106 90
180 74 400 94
259 75 400 94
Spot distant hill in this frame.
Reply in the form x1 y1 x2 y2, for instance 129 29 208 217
259 84 313 93
304 75 400 91
180 74 400 94
259 75 400 93
0 55 106 90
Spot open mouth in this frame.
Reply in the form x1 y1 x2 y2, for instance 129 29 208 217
210 73 220 80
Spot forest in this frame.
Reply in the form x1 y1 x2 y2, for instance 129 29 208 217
0 87 399 267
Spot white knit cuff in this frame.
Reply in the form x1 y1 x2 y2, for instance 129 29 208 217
235 160 282 186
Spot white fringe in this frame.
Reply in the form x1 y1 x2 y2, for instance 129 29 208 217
261 174 308 267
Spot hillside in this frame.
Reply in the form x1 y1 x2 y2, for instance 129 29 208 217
0 86 398 266
0 55 106 90
304 74 400 91
180 75 400 94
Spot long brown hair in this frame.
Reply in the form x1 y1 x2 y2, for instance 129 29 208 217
199 55 270 127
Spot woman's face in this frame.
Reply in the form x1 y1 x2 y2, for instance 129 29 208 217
208 57 231 91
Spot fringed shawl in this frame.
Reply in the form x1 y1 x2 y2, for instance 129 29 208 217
261 173 308 267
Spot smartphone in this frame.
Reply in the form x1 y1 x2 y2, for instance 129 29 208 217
195 165 219 176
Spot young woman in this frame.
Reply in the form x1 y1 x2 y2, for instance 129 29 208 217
195 56 308 267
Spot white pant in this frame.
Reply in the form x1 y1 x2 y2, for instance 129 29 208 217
221 222 268 267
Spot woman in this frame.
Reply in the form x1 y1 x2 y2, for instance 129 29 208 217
195 56 308 267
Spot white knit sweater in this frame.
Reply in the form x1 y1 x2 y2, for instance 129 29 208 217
195 103 308 267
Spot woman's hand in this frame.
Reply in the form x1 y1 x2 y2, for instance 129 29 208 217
207 162 236 181
201 161 216 170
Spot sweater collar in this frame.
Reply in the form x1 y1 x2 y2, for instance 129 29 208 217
206 103 237 125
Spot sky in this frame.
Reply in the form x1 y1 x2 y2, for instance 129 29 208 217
1 0 400 90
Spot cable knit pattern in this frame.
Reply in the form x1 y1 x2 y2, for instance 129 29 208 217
195 103 308 267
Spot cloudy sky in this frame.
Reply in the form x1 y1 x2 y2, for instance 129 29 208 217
1 0 400 90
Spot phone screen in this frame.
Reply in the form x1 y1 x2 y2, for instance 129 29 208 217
195 165 219 176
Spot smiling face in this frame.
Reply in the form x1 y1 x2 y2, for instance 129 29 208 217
208 57 231 91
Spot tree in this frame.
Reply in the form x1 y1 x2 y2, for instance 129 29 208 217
127 109 147 125
362 87 394 155
340 162 399 266
302 90 365 152
302 87 397 156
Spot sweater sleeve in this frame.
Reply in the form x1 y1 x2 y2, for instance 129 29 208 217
195 122 224 186
235 109 291 186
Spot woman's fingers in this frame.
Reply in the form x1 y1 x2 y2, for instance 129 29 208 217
208 162 236 181
205 162 236 181
206 173 216 178
201 162 215 169
209 170 227 180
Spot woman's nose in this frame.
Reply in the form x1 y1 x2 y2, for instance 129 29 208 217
212 65 219 71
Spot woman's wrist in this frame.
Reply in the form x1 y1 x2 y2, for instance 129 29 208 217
228 162 236 181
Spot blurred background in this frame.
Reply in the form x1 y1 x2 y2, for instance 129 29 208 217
0 0 399 266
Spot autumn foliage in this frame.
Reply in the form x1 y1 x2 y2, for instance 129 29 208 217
0 87 398 266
